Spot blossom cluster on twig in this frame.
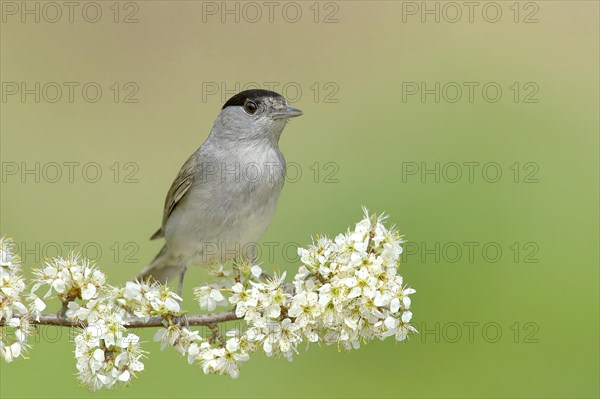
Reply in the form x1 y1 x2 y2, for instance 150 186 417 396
0 209 417 390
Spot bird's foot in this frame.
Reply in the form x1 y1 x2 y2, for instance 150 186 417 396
174 314 190 329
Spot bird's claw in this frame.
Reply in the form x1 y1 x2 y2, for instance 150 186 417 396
175 314 190 329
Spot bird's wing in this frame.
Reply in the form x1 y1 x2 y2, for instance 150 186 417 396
150 155 197 240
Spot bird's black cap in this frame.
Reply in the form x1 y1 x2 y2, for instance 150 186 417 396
222 89 284 109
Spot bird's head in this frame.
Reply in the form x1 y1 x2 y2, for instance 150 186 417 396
212 89 303 144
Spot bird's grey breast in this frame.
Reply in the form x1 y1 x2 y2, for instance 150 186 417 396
164 141 285 264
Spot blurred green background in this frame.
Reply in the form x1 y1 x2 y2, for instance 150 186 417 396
1 1 598 398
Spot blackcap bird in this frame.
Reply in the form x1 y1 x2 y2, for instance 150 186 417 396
136 90 302 293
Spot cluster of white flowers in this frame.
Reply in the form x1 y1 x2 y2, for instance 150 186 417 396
234 210 414 356
293 210 417 347
193 263 238 312
0 237 31 362
118 279 196 354
183 209 417 377
120 280 183 320
194 335 251 378
194 285 227 311
227 271 303 359
26 256 148 389
30 253 106 317
74 311 145 390
1 209 416 388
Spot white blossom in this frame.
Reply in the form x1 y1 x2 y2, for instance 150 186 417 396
1 237 27 321
1 317 32 363
154 324 202 353
194 285 227 311
118 280 183 320
196 337 250 378
0 237 31 362
31 253 106 304
74 311 145 390
228 209 416 362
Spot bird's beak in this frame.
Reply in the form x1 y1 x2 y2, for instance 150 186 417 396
271 106 303 120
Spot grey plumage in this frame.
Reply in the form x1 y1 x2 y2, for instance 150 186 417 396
136 90 302 286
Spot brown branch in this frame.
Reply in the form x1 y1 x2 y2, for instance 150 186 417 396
0 310 240 328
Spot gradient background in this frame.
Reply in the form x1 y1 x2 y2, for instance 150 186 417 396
1 1 598 398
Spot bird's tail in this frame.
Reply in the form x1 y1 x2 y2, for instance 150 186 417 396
135 244 181 285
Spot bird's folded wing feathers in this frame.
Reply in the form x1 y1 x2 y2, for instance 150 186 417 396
150 155 197 240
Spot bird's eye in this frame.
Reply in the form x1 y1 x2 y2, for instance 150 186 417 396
244 101 258 115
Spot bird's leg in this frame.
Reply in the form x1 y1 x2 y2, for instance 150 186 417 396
177 266 187 297
175 313 190 329
174 266 189 328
